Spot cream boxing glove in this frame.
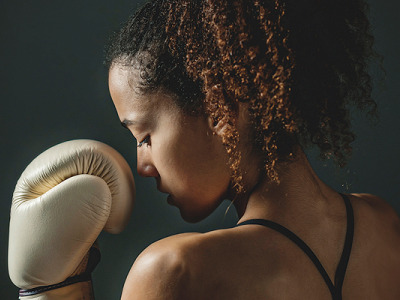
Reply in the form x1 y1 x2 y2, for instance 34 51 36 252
9 139 135 299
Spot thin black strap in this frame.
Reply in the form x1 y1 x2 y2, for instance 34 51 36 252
236 193 354 300
334 194 354 295
237 218 337 297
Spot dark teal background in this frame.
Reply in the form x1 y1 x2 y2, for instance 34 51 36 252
1 1 399 298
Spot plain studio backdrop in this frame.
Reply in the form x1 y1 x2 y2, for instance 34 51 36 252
1 1 399 298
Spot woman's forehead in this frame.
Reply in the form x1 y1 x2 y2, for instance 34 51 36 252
109 65 139 96
109 66 150 110
109 65 180 119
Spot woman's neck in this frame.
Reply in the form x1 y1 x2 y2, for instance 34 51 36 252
233 150 341 225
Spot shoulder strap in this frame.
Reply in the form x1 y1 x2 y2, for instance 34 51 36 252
236 193 354 300
334 193 354 295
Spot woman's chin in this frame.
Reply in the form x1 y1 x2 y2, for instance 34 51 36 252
179 211 207 223
180 203 221 224
167 194 224 223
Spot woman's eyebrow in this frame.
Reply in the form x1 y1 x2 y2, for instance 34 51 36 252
121 119 136 129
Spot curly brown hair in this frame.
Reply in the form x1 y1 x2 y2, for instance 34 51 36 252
106 0 379 193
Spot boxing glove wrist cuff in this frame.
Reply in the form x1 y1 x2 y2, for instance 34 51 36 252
19 246 101 297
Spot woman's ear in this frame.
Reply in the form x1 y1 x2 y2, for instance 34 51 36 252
207 102 248 137
207 115 230 137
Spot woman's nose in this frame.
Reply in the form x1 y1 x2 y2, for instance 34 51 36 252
136 148 159 178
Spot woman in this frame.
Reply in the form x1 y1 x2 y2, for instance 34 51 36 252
106 0 400 299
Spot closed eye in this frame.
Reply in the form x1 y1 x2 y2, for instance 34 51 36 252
137 135 150 148
121 120 130 129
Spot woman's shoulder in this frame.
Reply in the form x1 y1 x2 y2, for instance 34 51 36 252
120 232 196 300
349 193 400 226
120 228 243 300
349 193 400 251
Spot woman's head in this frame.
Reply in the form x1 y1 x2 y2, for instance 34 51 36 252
109 65 232 222
106 0 378 194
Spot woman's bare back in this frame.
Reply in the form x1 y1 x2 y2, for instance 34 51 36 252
122 193 400 299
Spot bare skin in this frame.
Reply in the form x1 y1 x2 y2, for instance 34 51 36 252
109 65 400 300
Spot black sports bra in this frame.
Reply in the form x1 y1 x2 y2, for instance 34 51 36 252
236 193 354 300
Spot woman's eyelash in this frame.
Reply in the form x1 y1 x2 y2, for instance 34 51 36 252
137 135 150 148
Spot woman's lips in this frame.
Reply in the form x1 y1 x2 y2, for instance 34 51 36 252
156 179 167 194
155 179 174 204
167 194 174 205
